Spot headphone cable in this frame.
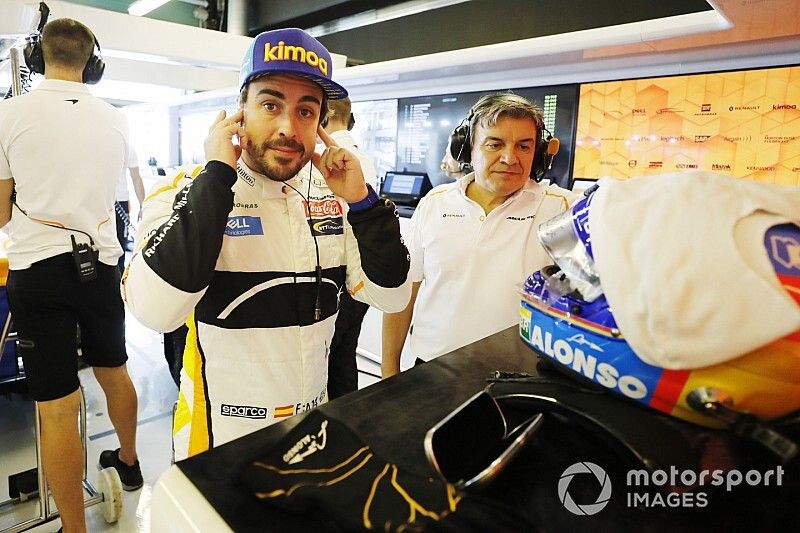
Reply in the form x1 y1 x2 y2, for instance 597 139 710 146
282 165 323 322
13 200 96 247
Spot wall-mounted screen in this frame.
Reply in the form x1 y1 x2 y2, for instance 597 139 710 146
573 66 800 185
351 99 398 185
396 85 579 188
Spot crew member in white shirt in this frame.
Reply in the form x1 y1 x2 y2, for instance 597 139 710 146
382 92 577 376
0 19 141 533
323 97 379 397
324 98 378 190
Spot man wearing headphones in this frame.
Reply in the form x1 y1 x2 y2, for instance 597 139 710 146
0 18 141 532
322 97 379 398
382 92 576 376
123 28 410 460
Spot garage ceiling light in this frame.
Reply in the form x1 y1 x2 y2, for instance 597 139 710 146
128 0 171 17
305 0 470 38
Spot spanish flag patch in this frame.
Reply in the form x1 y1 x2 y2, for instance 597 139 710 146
274 405 294 418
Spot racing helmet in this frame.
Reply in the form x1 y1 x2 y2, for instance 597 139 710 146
519 173 800 429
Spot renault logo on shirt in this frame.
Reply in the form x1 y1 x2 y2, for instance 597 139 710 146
225 215 264 236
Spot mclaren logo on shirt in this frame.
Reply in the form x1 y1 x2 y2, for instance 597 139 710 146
225 215 264 236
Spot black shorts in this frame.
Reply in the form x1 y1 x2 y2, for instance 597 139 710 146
7 253 127 401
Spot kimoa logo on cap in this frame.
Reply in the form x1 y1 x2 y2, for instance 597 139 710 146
264 40 328 77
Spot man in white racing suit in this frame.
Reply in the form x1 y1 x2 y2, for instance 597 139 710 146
123 28 411 460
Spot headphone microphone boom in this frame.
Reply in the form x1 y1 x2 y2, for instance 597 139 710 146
545 137 560 170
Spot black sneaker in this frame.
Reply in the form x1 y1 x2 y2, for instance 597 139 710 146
99 448 143 491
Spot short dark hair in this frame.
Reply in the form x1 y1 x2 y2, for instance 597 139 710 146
239 75 329 124
41 18 94 70
469 92 544 146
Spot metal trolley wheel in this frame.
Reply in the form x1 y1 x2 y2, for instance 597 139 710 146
98 467 123 524
0 387 125 533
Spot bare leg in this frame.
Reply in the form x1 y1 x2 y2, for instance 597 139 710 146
37 389 86 533
93 365 139 465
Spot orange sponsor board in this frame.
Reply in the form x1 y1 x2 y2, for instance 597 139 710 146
573 66 800 185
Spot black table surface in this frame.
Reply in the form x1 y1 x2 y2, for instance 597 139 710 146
178 326 798 532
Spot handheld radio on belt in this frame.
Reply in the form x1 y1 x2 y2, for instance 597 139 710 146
70 234 98 282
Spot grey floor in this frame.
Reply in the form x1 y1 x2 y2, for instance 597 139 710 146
0 305 381 532
0 311 176 533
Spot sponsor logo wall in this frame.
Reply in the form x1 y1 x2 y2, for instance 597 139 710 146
573 66 800 185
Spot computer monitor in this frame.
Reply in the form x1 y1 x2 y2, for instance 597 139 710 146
380 171 433 206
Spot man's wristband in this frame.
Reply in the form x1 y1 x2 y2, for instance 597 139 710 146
347 184 380 212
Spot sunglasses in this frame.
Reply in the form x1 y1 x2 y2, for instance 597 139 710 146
424 390 544 490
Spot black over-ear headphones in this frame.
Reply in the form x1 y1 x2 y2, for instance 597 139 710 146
449 107 553 181
23 31 105 85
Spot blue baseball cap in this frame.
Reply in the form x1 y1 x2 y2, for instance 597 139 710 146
239 28 347 100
